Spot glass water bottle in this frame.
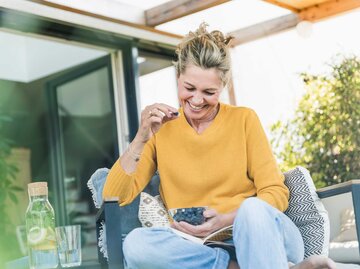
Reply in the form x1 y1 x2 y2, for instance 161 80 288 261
25 182 58 269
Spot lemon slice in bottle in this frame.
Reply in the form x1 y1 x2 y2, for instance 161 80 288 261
28 226 47 246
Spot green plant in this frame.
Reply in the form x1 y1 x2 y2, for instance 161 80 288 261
271 55 360 188
0 112 22 266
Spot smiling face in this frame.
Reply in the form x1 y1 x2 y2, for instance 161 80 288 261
178 65 223 124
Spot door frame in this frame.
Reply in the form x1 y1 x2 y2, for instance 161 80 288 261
46 55 118 225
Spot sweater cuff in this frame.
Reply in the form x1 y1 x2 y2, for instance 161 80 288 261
257 192 289 212
102 159 134 204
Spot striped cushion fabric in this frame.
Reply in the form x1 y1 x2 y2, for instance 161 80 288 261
284 166 330 258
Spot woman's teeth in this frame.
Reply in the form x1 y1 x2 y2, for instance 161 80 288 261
188 102 204 111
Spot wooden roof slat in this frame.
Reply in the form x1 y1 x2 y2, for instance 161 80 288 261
229 13 300 46
25 0 182 39
230 0 360 46
299 0 360 21
145 0 230 27
20 0 360 48
262 0 300 12
264 0 329 10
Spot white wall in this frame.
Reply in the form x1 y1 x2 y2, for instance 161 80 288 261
232 10 360 135
139 66 178 110
44 0 145 24
0 32 28 82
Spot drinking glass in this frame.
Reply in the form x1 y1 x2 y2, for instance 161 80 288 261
55 225 81 267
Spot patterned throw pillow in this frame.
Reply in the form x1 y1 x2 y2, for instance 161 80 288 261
138 192 170 227
284 166 330 258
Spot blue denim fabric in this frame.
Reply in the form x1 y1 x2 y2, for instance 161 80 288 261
123 198 304 269
87 167 109 208
123 227 230 269
234 198 304 269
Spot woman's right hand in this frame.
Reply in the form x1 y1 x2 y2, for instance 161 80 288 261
136 103 179 143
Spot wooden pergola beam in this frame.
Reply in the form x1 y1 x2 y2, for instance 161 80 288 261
262 0 300 12
145 0 230 27
229 13 300 46
230 0 360 46
299 0 360 21
227 77 237 106
24 0 183 40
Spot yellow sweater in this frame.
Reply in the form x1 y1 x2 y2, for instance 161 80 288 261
103 103 289 213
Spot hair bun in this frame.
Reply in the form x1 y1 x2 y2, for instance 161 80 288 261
186 23 233 48
211 30 233 47
174 22 233 85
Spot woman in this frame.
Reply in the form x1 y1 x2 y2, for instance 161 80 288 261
103 23 336 269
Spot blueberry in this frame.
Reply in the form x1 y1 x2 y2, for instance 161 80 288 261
172 207 206 225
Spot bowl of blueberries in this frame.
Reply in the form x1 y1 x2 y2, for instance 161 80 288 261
169 206 208 226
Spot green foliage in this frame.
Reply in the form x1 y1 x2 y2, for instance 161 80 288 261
0 111 22 266
271 56 360 188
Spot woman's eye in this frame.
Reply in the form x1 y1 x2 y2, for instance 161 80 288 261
185 87 195 91
205 91 215 96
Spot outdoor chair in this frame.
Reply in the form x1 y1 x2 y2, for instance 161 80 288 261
88 166 360 269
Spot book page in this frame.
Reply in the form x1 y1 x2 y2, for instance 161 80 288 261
170 228 205 244
204 225 233 243
170 225 233 245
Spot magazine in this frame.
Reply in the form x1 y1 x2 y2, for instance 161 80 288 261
171 225 236 258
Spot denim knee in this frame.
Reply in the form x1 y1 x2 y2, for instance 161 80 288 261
123 227 156 268
234 198 304 267
235 198 275 227
238 197 270 215
123 228 170 269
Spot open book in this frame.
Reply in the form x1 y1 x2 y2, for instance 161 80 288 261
171 225 236 259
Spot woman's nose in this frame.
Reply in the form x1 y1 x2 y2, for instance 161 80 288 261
191 94 204 105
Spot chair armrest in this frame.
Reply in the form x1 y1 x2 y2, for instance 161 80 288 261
95 197 120 222
316 180 360 199
96 198 124 269
317 180 360 255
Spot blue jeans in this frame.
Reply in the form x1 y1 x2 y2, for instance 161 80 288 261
123 197 304 269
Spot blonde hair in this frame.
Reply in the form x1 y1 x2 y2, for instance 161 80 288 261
173 23 233 86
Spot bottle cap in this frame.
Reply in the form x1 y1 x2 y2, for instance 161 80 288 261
28 182 48 196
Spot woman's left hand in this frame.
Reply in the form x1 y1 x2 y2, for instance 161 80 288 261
170 209 227 237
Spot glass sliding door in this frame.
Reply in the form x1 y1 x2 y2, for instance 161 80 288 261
47 55 118 262
0 27 123 266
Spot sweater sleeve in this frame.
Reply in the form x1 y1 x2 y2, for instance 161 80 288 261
102 137 157 206
245 109 289 212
